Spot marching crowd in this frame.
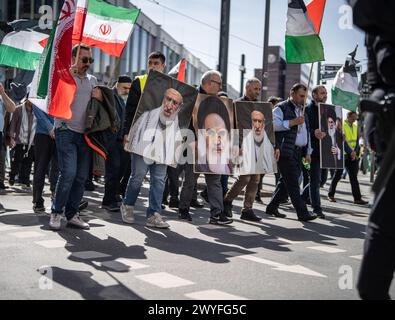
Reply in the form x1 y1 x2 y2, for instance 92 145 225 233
0 46 369 231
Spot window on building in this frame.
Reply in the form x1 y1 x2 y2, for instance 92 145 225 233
92 47 101 74
140 29 149 74
131 25 140 77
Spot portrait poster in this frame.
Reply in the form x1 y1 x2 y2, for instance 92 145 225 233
319 103 344 169
193 93 235 175
125 70 198 167
234 101 277 175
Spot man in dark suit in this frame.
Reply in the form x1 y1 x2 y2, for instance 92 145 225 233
321 108 342 169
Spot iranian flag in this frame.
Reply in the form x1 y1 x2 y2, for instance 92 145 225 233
0 24 48 70
332 46 360 112
74 0 140 57
168 58 186 83
34 0 88 119
285 0 325 63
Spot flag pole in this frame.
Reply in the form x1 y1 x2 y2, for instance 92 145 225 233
107 56 121 87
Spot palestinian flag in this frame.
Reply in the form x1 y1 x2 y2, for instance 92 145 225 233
36 0 86 119
0 20 49 70
331 46 360 112
168 58 186 83
285 0 325 64
74 0 140 57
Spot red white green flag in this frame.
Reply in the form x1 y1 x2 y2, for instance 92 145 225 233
73 0 140 57
168 58 186 83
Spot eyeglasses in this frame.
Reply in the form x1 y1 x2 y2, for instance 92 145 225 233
211 79 222 86
164 95 182 107
80 57 94 64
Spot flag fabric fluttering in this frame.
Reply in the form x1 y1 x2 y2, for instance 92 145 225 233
285 0 325 64
74 0 140 57
0 20 49 70
35 0 89 119
168 58 187 83
331 46 360 112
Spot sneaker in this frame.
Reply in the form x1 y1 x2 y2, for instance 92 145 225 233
146 212 169 229
218 213 233 225
354 199 368 205
120 203 135 224
178 208 192 221
209 215 219 224
314 211 326 219
49 213 62 230
223 201 233 218
298 212 318 222
33 204 46 214
190 199 204 208
240 208 262 222
168 198 179 209
327 196 336 202
102 203 120 212
67 214 90 229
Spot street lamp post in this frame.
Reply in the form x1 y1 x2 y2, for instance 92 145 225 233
260 0 270 101
239 54 246 97
218 0 231 92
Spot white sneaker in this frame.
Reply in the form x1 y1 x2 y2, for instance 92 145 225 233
67 214 90 230
120 203 135 224
49 213 62 230
146 212 169 229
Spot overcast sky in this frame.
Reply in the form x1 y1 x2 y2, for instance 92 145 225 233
129 0 366 95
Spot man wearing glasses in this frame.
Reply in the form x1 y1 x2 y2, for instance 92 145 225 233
50 44 101 231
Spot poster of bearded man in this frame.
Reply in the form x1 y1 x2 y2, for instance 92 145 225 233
234 101 277 175
319 103 344 169
125 70 198 167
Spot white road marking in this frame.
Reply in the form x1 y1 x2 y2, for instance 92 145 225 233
307 246 347 253
69 251 111 260
35 240 73 248
9 231 46 238
135 272 194 288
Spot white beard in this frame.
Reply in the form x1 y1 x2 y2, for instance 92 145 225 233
328 127 336 144
159 111 176 127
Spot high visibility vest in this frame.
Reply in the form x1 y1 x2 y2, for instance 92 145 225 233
135 74 148 93
344 120 358 154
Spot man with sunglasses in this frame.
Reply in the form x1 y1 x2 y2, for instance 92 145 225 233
49 44 101 231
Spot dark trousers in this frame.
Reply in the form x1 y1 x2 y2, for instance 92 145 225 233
33 134 58 206
267 148 309 217
119 150 131 198
163 165 180 202
10 144 34 185
179 164 199 211
103 140 127 205
202 175 228 198
309 156 322 213
358 170 395 300
328 158 362 201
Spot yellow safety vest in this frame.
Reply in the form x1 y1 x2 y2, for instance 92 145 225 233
135 74 148 93
344 120 358 155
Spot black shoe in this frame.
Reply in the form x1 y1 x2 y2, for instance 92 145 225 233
200 190 209 203
162 199 169 205
223 201 233 218
102 203 120 212
85 182 95 191
9 179 15 186
0 182 8 190
169 198 179 209
354 199 368 205
279 199 290 205
209 215 219 224
298 212 318 222
33 204 46 214
241 209 262 222
266 206 286 218
78 200 88 211
179 208 192 221
255 194 263 204
218 213 233 225
313 211 326 219
190 199 204 208
161 204 166 210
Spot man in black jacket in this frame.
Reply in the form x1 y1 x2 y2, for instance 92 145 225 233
102 75 131 212
305 85 328 219
266 84 317 222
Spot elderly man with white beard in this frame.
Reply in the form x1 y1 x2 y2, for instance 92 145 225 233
122 87 183 229
223 78 280 222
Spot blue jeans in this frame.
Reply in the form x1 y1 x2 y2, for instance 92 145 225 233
52 129 91 220
309 156 322 214
123 153 167 218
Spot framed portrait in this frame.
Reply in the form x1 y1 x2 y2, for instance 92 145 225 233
125 70 198 167
234 101 277 175
193 93 234 175
319 103 344 169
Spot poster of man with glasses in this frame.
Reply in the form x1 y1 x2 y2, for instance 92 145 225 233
125 70 197 167
319 103 344 169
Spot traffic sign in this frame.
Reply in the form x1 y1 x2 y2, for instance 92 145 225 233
322 64 361 72
321 72 337 80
